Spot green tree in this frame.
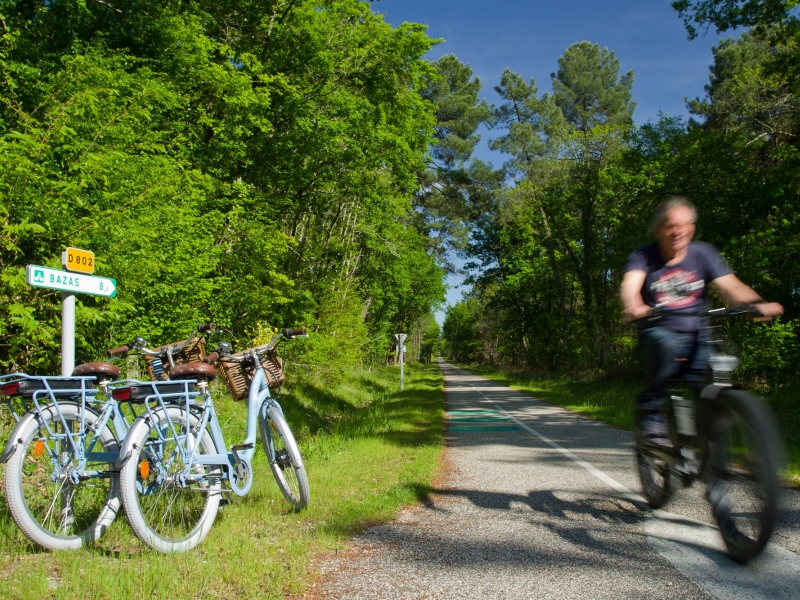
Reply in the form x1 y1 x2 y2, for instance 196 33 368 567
413 55 497 270
0 0 447 374
672 0 799 38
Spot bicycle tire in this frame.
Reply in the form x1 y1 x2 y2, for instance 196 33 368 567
636 445 673 508
119 406 221 553
706 388 780 563
4 402 120 550
260 408 310 511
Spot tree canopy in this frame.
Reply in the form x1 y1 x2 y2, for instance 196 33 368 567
0 0 463 374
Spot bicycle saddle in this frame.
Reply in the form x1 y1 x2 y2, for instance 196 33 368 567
169 362 217 382
72 362 122 380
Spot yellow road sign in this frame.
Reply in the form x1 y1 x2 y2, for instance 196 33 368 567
61 247 95 274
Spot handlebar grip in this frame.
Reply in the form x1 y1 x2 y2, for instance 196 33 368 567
107 345 129 357
198 322 216 334
283 328 307 338
203 351 220 364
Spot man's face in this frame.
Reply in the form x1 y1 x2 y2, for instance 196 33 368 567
657 205 696 254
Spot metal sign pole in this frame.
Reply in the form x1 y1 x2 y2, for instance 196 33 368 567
61 292 75 376
395 333 407 391
400 346 404 391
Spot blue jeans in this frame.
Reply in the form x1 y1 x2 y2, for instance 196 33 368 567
637 327 710 415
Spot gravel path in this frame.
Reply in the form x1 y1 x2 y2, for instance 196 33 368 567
305 362 800 599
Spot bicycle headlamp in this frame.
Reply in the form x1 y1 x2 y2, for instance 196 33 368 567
709 353 739 372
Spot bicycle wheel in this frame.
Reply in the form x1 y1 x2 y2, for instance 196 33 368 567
4 402 120 550
636 445 673 508
120 406 221 553
706 389 780 563
260 407 310 511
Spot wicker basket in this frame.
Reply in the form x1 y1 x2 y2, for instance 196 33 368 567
217 344 285 400
143 337 206 381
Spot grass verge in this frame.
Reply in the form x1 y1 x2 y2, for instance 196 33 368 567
456 362 800 483
0 362 443 599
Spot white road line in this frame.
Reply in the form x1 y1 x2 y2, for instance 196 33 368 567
497 404 645 504
468 384 643 502
461 379 800 599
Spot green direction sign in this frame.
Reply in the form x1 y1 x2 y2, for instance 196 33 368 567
26 265 117 298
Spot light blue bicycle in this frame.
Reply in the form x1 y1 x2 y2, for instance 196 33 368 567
0 369 129 550
116 328 310 553
0 323 216 550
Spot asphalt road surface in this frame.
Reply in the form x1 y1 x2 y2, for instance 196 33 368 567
311 361 800 599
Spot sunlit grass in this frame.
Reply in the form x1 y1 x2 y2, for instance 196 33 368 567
0 363 444 599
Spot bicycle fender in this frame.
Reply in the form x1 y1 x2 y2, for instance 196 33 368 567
116 415 154 468
0 410 39 463
700 384 730 401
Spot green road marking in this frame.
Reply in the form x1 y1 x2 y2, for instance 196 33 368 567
446 409 519 432
449 425 519 432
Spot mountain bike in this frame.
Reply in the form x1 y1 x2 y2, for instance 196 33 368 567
0 323 216 550
116 328 310 553
634 305 783 563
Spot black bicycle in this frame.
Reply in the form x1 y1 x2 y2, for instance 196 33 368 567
635 305 783 563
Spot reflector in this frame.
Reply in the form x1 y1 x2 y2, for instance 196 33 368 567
0 382 21 396
112 387 133 401
33 440 45 457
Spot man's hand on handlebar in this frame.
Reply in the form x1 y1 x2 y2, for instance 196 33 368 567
622 304 651 323
752 302 783 322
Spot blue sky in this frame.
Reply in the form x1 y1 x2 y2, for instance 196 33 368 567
375 0 730 323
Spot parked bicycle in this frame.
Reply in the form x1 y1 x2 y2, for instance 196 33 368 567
115 328 310 553
0 323 216 550
635 305 783 563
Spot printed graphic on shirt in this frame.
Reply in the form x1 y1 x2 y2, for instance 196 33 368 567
650 268 705 308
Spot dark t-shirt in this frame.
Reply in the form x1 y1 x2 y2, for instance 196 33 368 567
624 241 732 333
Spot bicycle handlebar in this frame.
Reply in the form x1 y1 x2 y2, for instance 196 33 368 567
207 327 308 363
631 303 763 324
106 322 215 359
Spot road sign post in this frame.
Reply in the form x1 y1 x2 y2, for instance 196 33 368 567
395 333 407 391
26 253 116 376
61 293 75 376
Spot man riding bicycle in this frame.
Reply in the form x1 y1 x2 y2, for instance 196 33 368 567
620 197 783 447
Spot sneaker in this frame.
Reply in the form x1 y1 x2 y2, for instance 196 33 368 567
640 414 672 449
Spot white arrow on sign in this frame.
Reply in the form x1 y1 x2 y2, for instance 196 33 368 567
26 265 117 298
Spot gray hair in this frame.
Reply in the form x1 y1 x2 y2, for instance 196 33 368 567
650 196 697 237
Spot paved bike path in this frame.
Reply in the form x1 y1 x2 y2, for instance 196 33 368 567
309 362 800 599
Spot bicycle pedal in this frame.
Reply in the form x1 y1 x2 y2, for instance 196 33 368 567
678 448 698 475
231 443 255 452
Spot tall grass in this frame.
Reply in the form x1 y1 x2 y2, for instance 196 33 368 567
0 363 443 599
460 363 800 482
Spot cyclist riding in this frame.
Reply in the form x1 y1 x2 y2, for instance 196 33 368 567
620 196 783 448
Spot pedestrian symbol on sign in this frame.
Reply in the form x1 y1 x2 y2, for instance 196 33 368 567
33 269 45 284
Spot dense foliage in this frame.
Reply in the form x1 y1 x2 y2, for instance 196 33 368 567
0 0 460 373
2 0 795 386
443 4 800 386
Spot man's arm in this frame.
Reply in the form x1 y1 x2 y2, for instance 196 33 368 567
711 274 783 318
620 269 649 322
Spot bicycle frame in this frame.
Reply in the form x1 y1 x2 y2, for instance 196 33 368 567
118 357 283 497
1 373 140 477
